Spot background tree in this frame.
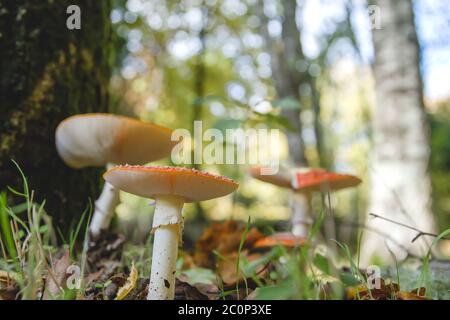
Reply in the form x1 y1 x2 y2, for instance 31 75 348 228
259 0 312 238
362 0 436 262
0 0 113 232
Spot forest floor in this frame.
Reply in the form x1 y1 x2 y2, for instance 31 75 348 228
1 169 450 300
1 216 450 300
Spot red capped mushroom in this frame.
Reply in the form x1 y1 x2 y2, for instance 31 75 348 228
253 232 306 249
291 169 361 193
55 113 176 237
250 166 361 239
104 165 238 300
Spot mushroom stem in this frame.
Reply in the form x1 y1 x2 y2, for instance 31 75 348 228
290 193 312 238
147 195 185 300
89 181 121 237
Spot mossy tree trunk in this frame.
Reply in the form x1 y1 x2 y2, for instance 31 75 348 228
0 0 112 232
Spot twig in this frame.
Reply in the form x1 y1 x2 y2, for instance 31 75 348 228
369 213 450 242
339 219 422 260
368 165 433 249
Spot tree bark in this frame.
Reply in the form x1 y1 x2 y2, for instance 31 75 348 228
275 0 308 167
363 0 436 262
0 0 112 232
260 0 312 237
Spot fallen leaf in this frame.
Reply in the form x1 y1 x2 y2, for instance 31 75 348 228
0 270 20 284
217 251 268 285
345 278 429 300
0 271 20 300
43 250 71 300
396 288 430 300
88 232 125 272
175 279 209 300
194 220 264 268
191 282 221 300
115 261 138 300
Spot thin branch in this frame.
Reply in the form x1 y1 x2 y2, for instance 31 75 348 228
369 213 450 242
338 219 422 260
295 213 423 260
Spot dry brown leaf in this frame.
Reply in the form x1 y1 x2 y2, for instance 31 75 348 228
175 279 209 300
115 261 138 300
43 250 71 300
396 288 430 300
217 251 267 285
0 271 20 300
0 270 19 285
346 279 430 300
194 220 264 268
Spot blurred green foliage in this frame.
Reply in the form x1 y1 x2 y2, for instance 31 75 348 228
429 104 450 230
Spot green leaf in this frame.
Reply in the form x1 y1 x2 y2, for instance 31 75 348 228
257 113 296 131
243 247 282 275
272 97 301 110
213 118 241 133
313 253 330 275
340 272 360 287
419 228 450 294
180 268 217 286
193 95 224 107
255 281 296 300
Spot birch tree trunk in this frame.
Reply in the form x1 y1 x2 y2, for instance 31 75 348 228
362 0 436 263
0 1 112 233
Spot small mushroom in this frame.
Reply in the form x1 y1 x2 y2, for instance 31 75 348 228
250 166 311 238
292 168 361 235
250 166 361 238
291 169 361 193
248 166 292 189
55 113 176 237
253 232 306 249
104 165 238 300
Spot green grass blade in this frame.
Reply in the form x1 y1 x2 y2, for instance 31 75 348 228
0 192 17 260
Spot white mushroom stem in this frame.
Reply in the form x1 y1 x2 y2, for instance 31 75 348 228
90 163 120 237
89 181 121 237
147 195 185 300
290 192 312 238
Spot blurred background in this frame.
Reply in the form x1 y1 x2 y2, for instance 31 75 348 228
105 0 450 261
1 0 449 264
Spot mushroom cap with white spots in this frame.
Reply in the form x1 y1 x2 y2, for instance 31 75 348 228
104 165 239 203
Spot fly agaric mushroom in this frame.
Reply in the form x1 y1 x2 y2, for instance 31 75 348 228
55 114 176 237
291 169 361 193
250 166 312 238
291 168 361 234
103 165 238 300
253 232 306 249
248 166 292 189
250 166 361 238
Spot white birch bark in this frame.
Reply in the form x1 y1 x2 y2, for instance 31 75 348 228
362 0 436 263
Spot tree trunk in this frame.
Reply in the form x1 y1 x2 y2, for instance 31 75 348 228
362 0 436 263
0 0 112 233
260 0 312 237
276 0 308 167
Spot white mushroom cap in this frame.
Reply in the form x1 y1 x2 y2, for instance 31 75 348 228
55 114 176 168
104 165 239 203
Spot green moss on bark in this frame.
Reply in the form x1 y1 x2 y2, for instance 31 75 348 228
0 0 113 232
